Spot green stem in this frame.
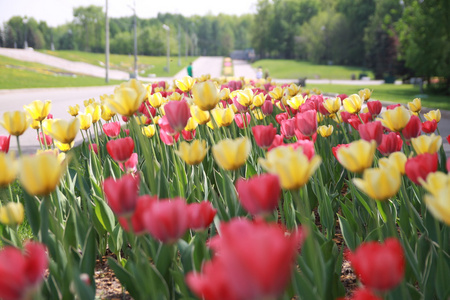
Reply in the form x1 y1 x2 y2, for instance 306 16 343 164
15 136 22 155
39 120 49 149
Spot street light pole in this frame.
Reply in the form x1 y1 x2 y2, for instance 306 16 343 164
105 0 110 83
128 1 138 79
23 16 28 49
162 24 170 73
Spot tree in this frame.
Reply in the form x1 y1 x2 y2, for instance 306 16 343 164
73 5 105 52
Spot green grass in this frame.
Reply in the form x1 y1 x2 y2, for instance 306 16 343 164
0 55 122 89
313 83 450 111
252 59 374 80
39 50 197 77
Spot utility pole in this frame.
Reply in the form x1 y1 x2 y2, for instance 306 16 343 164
177 23 181 67
162 24 170 73
128 0 137 79
105 0 109 83
23 16 28 49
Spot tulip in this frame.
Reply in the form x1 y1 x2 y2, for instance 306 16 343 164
0 202 24 226
317 124 333 138
377 105 411 132
269 86 284 100
23 100 52 122
259 146 321 190
85 103 101 124
267 134 284 151
164 100 191 132
280 119 296 139
67 104 80 117
84 98 95 107
118 195 157 234
252 124 277 149
379 152 407 175
142 124 156 138
190 105 211 125
236 174 281 215
211 107 235 127
343 94 363 114
44 118 80 144
19 153 66 196
252 109 265 121
0 241 48 300
367 100 382 116
187 201 217 231
275 112 289 124
175 76 196 92
191 81 220 111
261 100 273 115
422 120 437 134
106 79 147 116
358 88 372 101
347 238 405 291
184 117 198 132
160 128 179 146
408 98 421 113
287 94 306 110
88 143 98 154
142 198 190 244
420 172 450 225
252 93 267 107
168 92 183 101
219 87 231 101
37 132 52 145
424 109 441 123
0 111 30 136
345 288 383 300
290 139 315 160
175 140 208 165
103 174 140 217
0 135 11 153
337 140 376 173
387 103 401 110
323 97 341 114
212 137 251 171
78 112 93 130
411 133 442 155
55 141 74 152
103 122 121 138
401 114 422 141
332 144 350 160
118 152 138 174
148 92 164 108
106 137 134 163
405 153 438 185
182 129 196 141
353 164 401 201
295 110 317 137
377 132 403 156
299 100 316 113
158 116 176 135
101 104 116 121
358 121 383 145
234 112 251 129
235 88 254 107
186 219 304 300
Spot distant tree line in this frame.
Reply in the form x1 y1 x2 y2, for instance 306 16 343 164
0 0 449 91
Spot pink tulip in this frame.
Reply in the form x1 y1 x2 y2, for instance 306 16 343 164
103 122 121 138
103 174 140 217
164 100 191 132
236 174 281 215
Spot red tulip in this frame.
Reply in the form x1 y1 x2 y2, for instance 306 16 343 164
299 100 316 113
340 111 352 123
124 129 130 136
267 135 284 151
142 198 190 244
422 120 437 134
186 219 305 300
337 94 348 101
103 122 121 138
164 100 191 132
377 132 403 156
387 103 401 110
294 129 317 142
402 115 422 141
118 195 157 234
236 174 281 215
347 288 382 300
0 241 48 300
121 115 129 123
187 201 217 231
405 153 438 185
160 128 179 146
290 140 315 160
119 152 138 173
261 100 273 115
358 121 383 145
103 174 140 217
447 134 450 144
347 238 405 291
181 129 196 141
88 143 98 154
234 112 251 129
106 137 134 162
447 158 450 173
158 116 176 136
275 112 289 124
0 135 10 153
37 132 52 145
252 124 277 149
367 100 382 116
296 110 317 137
280 119 296 139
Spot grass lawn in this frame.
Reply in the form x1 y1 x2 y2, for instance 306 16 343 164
39 50 197 77
313 83 450 111
0 55 122 89
252 59 374 80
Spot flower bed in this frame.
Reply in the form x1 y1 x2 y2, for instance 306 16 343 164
0 76 449 300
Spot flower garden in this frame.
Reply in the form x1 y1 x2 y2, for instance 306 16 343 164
0 75 449 300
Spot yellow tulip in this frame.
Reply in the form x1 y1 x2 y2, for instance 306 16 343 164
197 74 211 82
407 98 421 113
343 94 363 114
0 111 30 136
149 92 164 108
175 76 196 92
211 107 235 127
84 98 95 107
67 104 80 117
142 125 156 137
219 88 231 101
252 109 265 120
253 93 267 107
259 146 322 190
106 79 147 116
191 81 220 111
55 141 74 152
337 140 376 173
23 100 52 121
358 88 372 101
411 134 442 155
30 119 40 130
378 152 407 175
236 88 254 107
353 165 401 201
0 202 24 226
191 105 211 125
45 118 80 144
176 140 208 165
78 113 92 130
420 173 450 225
135 115 149 126
424 109 441 123
169 92 183 101
0 152 17 187
212 137 251 170
269 86 284 100
101 104 116 121
185 117 198 131
323 97 342 114
287 94 306 110
86 103 101 123
19 153 66 196
377 106 411 132
317 125 333 137
420 171 450 196
286 83 301 97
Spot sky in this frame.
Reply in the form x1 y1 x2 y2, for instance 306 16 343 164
0 0 258 27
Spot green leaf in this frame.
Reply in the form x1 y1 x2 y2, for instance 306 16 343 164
338 215 361 251
93 195 115 233
80 227 96 277
23 192 40 237
108 257 140 298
